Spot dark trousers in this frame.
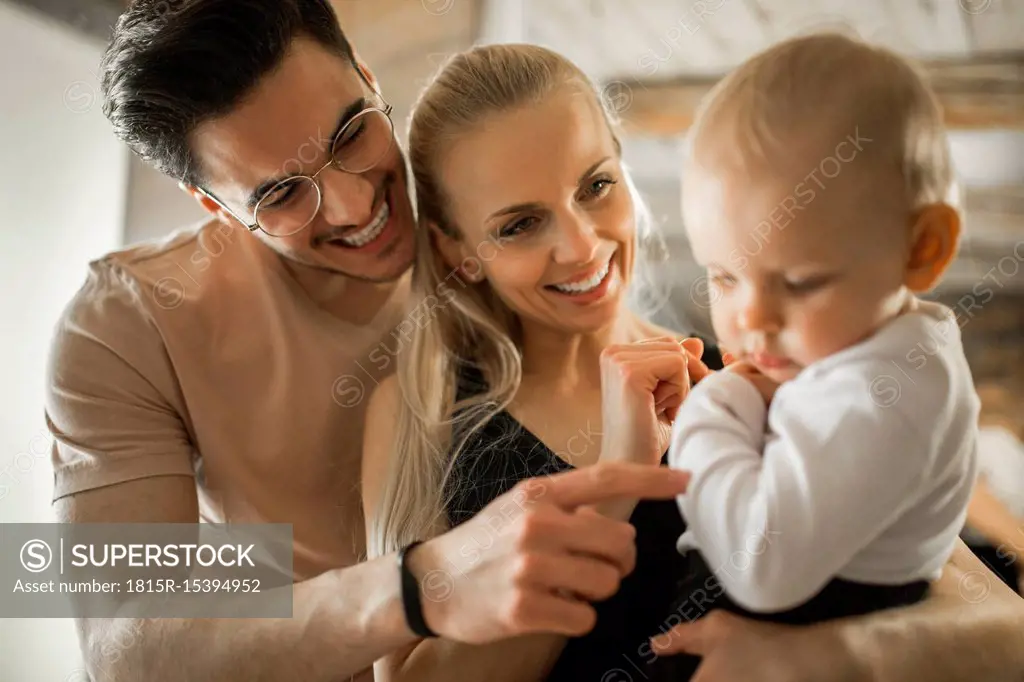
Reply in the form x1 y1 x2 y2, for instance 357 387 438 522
967 543 1022 595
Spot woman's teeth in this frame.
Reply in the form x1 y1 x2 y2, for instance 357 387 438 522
334 202 390 247
552 259 611 294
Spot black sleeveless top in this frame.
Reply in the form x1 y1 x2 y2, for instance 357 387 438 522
444 348 929 682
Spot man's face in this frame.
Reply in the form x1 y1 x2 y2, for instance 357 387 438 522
190 38 415 282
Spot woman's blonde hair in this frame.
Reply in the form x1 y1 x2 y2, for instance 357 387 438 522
366 43 662 557
685 32 960 212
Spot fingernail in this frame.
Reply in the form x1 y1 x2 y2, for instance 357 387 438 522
650 633 670 650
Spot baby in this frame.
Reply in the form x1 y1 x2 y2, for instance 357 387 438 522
668 32 980 622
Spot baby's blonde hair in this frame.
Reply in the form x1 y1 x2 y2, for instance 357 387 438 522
686 32 960 213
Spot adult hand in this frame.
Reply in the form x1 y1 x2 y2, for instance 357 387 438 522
726 360 780 405
411 462 690 644
599 337 708 466
650 610 864 682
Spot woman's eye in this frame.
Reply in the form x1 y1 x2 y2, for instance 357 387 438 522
581 177 617 200
499 216 538 239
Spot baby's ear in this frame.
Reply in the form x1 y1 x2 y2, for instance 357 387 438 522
904 203 961 292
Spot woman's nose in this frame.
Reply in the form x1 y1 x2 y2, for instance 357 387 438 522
552 213 600 265
317 168 376 227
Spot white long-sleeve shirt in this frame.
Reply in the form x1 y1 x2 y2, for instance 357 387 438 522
669 301 980 613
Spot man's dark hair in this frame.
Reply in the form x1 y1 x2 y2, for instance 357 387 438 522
100 0 358 186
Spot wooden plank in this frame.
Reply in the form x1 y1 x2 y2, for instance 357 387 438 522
525 0 621 78
327 0 478 138
576 1 677 81
627 0 734 76
331 0 473 69
614 55 1024 133
962 0 1024 53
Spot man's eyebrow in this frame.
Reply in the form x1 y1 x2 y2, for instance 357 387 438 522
485 157 613 221
244 96 369 209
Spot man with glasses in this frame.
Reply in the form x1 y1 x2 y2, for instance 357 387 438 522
45 1 1024 681
45 2 696 681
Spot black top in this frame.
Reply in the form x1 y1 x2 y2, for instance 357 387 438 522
444 345 929 682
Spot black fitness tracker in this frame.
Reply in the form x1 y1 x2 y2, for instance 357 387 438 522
398 540 439 639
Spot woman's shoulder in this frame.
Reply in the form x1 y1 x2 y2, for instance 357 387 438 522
361 374 404 496
366 373 402 420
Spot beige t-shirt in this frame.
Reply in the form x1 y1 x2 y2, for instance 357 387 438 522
46 219 410 581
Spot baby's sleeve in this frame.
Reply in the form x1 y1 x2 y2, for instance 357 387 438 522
672 365 937 613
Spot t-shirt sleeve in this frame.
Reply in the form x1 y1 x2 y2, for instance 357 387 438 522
45 259 197 501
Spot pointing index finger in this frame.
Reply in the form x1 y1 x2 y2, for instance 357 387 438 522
543 463 690 510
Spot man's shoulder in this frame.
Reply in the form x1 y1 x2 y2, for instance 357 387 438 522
62 220 266 329
103 219 262 290
50 219 275 379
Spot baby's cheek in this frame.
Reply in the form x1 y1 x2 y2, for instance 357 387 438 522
708 303 740 352
797 302 861 361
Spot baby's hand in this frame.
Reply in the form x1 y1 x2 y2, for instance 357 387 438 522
726 360 779 405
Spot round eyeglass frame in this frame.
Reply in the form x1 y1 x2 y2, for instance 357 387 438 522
195 101 395 238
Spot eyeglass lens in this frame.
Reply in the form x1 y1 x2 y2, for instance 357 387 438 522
254 108 394 237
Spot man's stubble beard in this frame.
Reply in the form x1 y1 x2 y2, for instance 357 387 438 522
276 237 415 284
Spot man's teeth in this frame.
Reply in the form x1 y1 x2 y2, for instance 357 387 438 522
552 260 611 294
334 202 390 247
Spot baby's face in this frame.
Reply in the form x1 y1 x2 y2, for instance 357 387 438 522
682 154 911 383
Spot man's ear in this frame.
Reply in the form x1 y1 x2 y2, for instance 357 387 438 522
354 55 381 97
178 182 235 227
904 203 961 292
430 222 482 282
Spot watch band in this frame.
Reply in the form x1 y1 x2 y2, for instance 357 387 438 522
398 541 439 638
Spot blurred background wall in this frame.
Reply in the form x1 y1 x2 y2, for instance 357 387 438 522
1 1 1022 680
0 2 128 680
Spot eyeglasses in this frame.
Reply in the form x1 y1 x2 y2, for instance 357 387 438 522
197 101 395 238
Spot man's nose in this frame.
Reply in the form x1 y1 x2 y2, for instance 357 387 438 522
317 168 376 226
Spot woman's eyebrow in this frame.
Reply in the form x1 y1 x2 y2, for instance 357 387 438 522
487 201 544 221
577 156 611 184
485 157 614 221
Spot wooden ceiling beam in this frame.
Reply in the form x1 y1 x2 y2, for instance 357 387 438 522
612 54 1024 134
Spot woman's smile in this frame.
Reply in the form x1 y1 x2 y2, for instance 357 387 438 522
544 249 621 305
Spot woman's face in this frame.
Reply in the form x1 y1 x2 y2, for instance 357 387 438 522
435 85 635 334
